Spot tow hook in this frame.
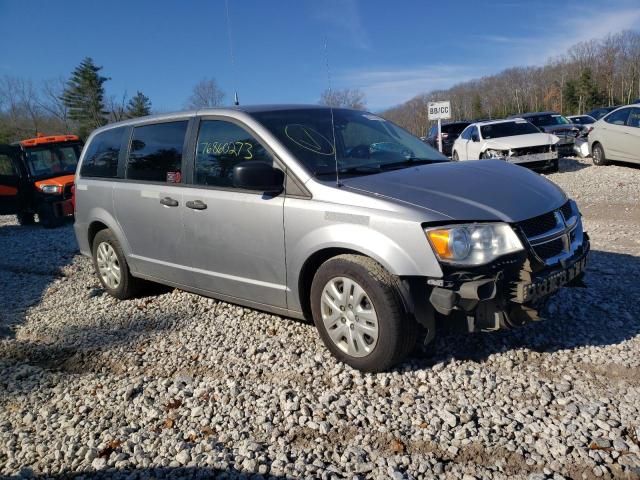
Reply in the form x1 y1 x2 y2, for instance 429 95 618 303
429 278 497 315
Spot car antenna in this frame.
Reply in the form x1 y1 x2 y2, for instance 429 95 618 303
324 36 341 187
225 0 240 106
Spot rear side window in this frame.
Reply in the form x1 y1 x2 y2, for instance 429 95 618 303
0 154 17 176
127 121 188 183
81 127 125 178
194 120 273 187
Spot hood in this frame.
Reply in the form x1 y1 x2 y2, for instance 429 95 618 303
483 133 558 150
34 174 75 189
341 160 567 223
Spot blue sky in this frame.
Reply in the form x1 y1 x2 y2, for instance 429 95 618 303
1 0 640 111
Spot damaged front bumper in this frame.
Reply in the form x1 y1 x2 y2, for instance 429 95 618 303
425 233 590 333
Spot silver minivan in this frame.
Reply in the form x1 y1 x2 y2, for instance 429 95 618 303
74 105 589 372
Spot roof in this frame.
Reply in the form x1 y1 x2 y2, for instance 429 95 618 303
87 104 369 136
511 111 559 118
471 118 527 126
19 134 80 147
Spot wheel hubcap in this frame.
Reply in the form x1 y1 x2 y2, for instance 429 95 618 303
320 277 379 358
96 242 121 289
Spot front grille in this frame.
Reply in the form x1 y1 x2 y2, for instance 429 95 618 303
518 211 559 238
511 145 549 156
63 183 73 199
533 238 564 260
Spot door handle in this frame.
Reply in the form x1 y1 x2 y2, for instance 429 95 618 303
185 200 207 210
160 197 179 207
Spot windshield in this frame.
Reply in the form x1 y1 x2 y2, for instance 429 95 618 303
527 114 571 127
250 108 448 178
24 143 81 178
480 121 540 139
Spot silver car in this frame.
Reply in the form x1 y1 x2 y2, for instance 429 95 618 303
74 105 590 372
589 105 640 165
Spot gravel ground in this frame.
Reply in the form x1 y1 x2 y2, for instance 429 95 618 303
1 157 639 479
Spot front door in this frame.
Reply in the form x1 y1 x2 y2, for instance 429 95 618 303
182 118 287 308
601 108 631 161
112 119 192 284
0 145 22 216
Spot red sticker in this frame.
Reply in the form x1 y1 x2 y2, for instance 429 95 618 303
167 171 182 183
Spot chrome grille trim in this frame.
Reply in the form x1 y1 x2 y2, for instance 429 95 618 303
518 201 583 266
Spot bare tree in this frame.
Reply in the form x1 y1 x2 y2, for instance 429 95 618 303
319 88 367 110
38 77 71 130
186 78 225 109
107 91 128 122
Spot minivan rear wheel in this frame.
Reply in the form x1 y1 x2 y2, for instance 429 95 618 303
452 151 459 161
592 143 608 166
310 254 417 372
92 229 141 299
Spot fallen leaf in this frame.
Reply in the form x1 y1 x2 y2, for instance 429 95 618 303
418 422 429 429
163 418 175 429
201 426 214 437
390 438 405 454
98 439 122 458
166 399 182 410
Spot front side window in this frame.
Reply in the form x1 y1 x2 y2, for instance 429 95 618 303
626 108 640 128
127 121 188 183
604 108 630 126
81 127 125 178
194 120 274 187
251 108 447 179
480 121 540 139
24 143 81 178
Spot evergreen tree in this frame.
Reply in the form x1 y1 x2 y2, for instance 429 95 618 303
126 91 152 118
61 58 109 137
471 94 484 120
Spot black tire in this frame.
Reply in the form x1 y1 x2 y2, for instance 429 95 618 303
592 143 608 166
92 229 141 300
16 211 35 226
38 203 64 228
452 151 459 161
310 254 418 372
479 152 486 159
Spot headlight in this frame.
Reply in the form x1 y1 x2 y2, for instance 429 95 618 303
425 223 524 265
484 149 507 159
39 184 61 194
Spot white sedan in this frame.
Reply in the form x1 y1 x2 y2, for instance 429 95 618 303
452 119 560 172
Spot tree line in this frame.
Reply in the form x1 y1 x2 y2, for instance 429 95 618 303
381 30 640 137
0 57 226 142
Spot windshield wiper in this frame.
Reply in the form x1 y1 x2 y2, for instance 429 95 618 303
315 165 382 177
380 158 443 170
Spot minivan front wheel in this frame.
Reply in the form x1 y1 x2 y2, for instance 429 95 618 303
92 229 141 299
310 254 417 372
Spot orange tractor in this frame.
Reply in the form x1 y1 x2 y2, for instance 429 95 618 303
0 134 82 227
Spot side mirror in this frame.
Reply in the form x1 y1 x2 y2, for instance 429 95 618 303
471 133 480 142
232 161 284 193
